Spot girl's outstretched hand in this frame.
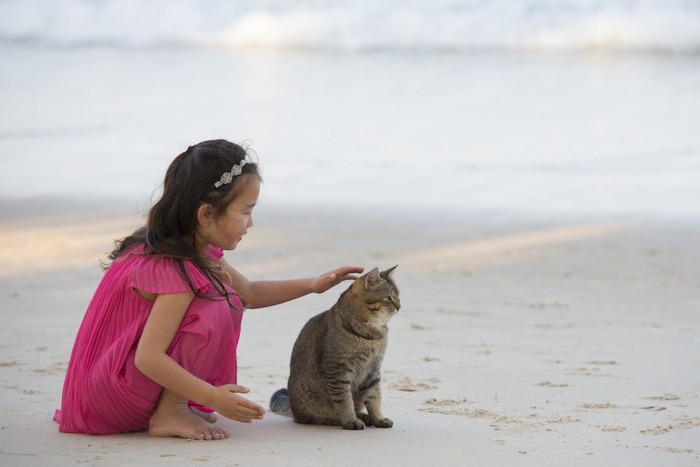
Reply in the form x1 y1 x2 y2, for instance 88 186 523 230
311 266 364 294
209 384 266 423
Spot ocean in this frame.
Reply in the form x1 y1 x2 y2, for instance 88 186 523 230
1 0 699 218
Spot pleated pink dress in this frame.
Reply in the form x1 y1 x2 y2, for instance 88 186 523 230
54 244 243 434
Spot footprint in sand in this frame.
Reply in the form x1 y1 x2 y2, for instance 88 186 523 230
578 402 619 410
389 375 440 392
644 393 680 401
420 399 497 419
599 425 626 433
536 381 571 388
640 418 700 435
639 394 680 411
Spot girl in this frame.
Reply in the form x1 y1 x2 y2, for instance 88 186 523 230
54 139 363 440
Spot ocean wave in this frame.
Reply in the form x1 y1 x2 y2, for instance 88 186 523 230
1 0 699 54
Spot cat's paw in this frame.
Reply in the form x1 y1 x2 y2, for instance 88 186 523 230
373 417 393 428
341 419 365 430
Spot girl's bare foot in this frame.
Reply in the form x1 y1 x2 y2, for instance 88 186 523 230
148 389 230 440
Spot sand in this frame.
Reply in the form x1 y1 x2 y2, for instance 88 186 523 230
1 198 698 466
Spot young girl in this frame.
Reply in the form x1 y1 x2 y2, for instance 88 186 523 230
54 139 363 441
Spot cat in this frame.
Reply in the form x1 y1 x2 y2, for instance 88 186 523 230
270 266 400 430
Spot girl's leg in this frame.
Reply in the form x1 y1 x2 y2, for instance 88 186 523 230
148 388 230 440
147 302 241 439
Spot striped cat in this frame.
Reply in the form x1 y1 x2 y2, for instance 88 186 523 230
270 266 400 430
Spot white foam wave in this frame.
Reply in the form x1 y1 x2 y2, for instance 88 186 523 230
1 0 699 54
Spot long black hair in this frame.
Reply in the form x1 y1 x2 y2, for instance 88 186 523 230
106 139 261 309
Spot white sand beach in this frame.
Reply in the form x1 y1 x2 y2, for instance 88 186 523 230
1 199 698 466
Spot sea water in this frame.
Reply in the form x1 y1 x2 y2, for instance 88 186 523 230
1 0 699 218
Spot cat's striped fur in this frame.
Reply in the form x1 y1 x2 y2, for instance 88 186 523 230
270 266 399 430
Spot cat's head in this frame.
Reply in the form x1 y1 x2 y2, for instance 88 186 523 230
347 265 400 325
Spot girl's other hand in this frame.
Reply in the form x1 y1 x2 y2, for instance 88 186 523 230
209 384 266 423
311 266 364 294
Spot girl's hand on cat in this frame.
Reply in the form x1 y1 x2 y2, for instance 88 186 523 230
208 384 266 423
312 266 364 293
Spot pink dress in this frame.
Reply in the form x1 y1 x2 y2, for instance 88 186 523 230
54 244 243 434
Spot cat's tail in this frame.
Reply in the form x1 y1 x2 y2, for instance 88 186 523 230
270 388 293 417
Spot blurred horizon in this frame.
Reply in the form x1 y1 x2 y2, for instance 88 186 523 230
1 0 699 55
1 1 699 219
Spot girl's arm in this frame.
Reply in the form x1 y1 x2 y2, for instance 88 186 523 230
220 259 363 309
134 291 265 422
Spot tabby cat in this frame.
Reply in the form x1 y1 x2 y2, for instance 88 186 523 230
270 266 400 430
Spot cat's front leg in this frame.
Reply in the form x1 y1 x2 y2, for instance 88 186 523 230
328 380 365 430
364 381 393 428
337 400 365 430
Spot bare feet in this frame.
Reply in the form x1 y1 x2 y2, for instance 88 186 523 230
149 390 230 440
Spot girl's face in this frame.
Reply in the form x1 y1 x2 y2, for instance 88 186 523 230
197 177 261 252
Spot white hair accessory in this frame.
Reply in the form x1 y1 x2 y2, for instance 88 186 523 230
213 160 248 188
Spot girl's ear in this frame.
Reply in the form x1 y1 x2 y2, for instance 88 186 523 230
197 203 214 226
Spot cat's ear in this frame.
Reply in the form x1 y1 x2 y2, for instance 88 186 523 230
364 267 381 290
382 265 398 278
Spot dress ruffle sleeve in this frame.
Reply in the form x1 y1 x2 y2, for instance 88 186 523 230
204 244 224 262
129 253 211 295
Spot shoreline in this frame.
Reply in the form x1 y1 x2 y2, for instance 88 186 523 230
1 198 699 465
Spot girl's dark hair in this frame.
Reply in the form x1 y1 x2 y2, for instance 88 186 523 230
106 139 261 309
